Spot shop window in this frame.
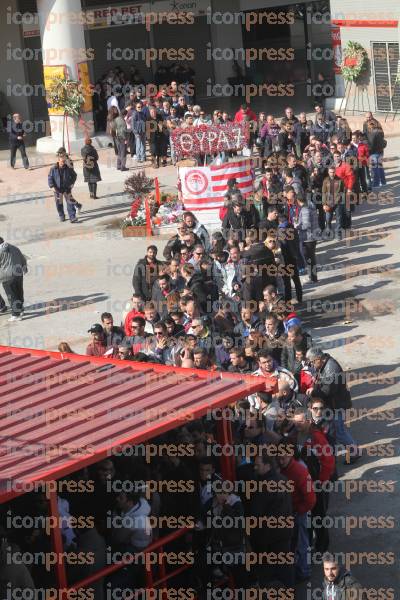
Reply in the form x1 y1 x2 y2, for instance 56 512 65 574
372 42 400 112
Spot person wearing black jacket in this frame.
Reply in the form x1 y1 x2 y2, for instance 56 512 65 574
163 224 191 260
286 154 309 191
181 263 209 314
365 120 386 187
131 101 147 163
293 113 311 157
278 123 297 156
48 153 78 222
245 451 294 586
92 82 108 132
146 106 168 168
199 484 250 589
311 116 331 144
81 137 101 198
101 312 124 349
228 348 256 373
277 218 303 303
241 239 276 302
151 274 178 318
9 113 29 169
314 103 336 126
310 155 328 231
322 556 364 600
132 245 163 301
222 198 259 243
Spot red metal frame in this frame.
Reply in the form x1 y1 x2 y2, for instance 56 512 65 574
0 346 264 592
217 417 236 482
47 485 67 589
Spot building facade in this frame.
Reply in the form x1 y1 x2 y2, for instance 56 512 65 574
1 0 340 149
329 0 400 114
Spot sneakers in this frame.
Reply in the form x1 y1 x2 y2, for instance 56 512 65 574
59 216 66 222
8 315 23 322
70 218 79 223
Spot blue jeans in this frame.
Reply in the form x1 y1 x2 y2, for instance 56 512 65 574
295 513 311 577
324 209 333 230
54 192 76 220
370 153 386 186
335 203 351 238
335 410 357 453
135 133 146 161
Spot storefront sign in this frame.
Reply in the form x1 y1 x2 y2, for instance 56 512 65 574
43 65 67 116
22 22 40 37
171 123 249 159
21 1 208 35
77 62 93 113
331 25 342 74
86 0 208 29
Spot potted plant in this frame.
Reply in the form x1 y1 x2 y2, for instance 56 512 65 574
46 77 85 149
122 171 154 237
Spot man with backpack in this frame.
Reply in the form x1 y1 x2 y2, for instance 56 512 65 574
306 348 359 465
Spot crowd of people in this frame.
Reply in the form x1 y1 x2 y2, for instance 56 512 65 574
1 96 386 599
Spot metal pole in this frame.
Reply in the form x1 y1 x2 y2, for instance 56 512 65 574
339 80 348 114
47 485 67 590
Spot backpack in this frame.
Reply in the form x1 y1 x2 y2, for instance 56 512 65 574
298 440 321 481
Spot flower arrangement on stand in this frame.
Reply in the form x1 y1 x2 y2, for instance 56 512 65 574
341 42 368 83
121 171 154 237
151 192 185 227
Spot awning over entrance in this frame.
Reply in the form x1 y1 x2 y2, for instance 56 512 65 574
0 346 264 502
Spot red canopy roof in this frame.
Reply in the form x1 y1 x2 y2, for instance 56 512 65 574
0 346 264 502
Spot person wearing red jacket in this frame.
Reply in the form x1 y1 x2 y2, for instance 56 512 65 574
278 446 316 581
333 152 355 239
124 308 145 336
234 103 257 124
86 324 107 356
292 408 335 554
294 345 315 393
357 134 371 192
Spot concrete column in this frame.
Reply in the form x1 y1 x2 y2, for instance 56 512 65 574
208 0 244 111
0 0 32 123
37 0 94 152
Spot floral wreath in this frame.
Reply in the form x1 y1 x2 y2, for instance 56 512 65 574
341 41 368 83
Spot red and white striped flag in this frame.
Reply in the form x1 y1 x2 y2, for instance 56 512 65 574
179 160 254 211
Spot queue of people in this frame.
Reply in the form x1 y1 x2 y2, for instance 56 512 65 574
46 184 363 590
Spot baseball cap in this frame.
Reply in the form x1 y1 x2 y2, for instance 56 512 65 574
88 323 103 334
